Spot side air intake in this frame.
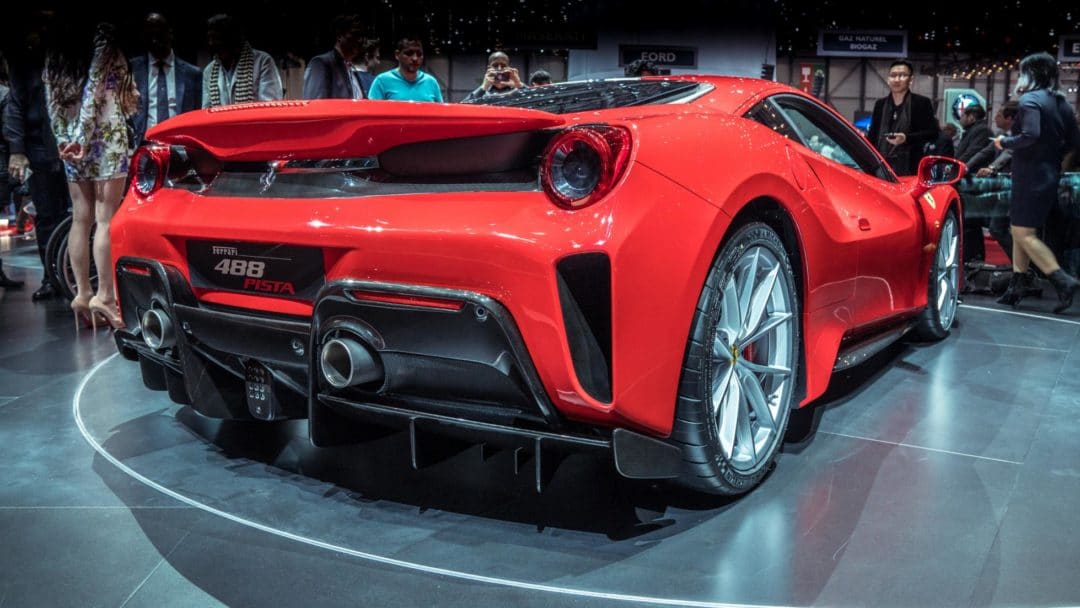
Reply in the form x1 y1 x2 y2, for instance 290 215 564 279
556 253 612 403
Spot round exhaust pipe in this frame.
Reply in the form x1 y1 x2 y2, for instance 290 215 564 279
320 338 383 389
141 308 176 350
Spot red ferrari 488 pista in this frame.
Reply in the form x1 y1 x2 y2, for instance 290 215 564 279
112 76 964 495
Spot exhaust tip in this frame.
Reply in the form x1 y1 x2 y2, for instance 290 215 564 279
320 337 383 389
141 308 175 350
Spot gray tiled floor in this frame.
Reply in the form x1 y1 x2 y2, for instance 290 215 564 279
3 238 1080 607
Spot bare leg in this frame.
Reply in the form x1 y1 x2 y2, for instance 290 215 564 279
67 180 96 301
1012 225 1062 275
92 177 126 303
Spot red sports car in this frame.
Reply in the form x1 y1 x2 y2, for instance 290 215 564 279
112 76 964 495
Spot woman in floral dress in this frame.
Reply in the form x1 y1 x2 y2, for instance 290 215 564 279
45 22 139 329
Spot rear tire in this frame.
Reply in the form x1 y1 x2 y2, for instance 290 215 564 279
671 223 800 495
914 209 959 341
44 215 97 302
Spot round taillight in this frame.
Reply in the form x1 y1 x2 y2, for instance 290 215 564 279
541 126 630 209
131 145 169 198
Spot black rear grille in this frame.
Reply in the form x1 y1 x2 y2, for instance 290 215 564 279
168 130 554 198
556 253 612 403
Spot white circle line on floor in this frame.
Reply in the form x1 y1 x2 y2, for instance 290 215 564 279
72 353 780 608
959 303 1080 326
72 303 1073 607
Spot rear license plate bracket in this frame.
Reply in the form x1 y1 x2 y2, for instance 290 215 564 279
186 240 325 300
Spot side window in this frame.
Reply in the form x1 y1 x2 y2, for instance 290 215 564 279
779 107 860 169
770 96 895 182
745 100 798 141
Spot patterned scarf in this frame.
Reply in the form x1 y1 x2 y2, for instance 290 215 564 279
208 42 256 106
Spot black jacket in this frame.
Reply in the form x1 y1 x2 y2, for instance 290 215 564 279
0 84 9 165
302 49 374 100
129 54 203 145
966 143 1012 174
924 131 955 158
956 122 990 165
868 91 939 175
1002 89 1080 211
2 61 61 165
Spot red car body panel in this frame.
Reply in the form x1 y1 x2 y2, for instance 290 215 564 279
112 76 960 439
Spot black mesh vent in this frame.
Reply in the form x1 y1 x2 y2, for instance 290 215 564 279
169 131 554 198
556 253 612 403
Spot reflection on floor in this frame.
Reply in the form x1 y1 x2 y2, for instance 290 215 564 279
3 236 1080 607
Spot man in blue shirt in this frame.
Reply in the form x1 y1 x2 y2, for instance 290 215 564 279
367 38 443 102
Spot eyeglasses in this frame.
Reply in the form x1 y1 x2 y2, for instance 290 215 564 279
888 72 912 79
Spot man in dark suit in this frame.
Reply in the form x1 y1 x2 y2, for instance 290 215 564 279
924 121 955 158
302 15 370 100
954 104 995 262
868 59 939 176
0 82 25 290
3 10 71 300
955 105 990 167
129 13 202 144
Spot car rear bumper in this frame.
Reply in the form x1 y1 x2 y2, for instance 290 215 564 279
114 259 683 484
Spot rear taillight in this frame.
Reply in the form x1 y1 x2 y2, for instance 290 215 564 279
130 144 170 198
130 143 221 199
541 125 631 209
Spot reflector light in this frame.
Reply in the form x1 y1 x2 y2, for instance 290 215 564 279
208 100 309 113
119 263 152 277
541 125 631 209
345 290 466 311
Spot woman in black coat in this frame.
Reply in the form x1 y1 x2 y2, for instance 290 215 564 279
994 52 1080 312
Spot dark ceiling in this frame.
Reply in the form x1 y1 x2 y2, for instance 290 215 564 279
4 1 1079 64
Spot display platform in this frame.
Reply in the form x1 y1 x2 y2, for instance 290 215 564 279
71 302 1080 607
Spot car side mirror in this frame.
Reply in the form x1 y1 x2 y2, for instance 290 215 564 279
913 156 965 197
920 154 963 185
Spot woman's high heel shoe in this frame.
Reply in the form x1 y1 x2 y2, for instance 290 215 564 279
88 295 124 330
71 293 94 331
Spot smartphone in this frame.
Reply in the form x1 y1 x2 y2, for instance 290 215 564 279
495 70 511 83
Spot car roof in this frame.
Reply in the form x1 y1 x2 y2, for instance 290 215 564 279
469 75 800 116
661 75 808 113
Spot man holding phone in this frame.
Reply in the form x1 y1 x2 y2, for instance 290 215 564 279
868 59 939 176
462 51 524 102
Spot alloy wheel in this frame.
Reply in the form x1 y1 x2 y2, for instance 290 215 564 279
710 246 796 472
935 215 959 330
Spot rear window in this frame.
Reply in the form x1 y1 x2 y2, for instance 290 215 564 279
464 79 707 114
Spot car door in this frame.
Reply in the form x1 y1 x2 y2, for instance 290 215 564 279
767 94 924 327
743 98 858 310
